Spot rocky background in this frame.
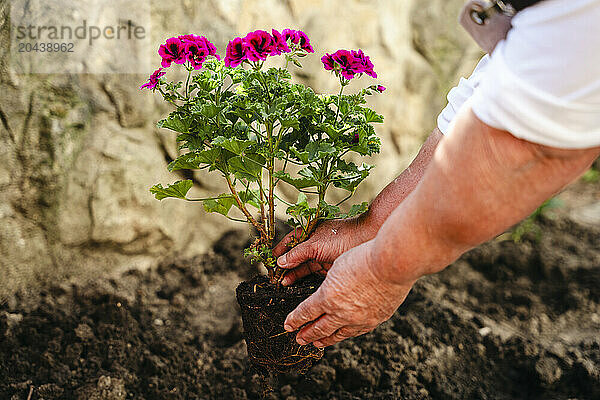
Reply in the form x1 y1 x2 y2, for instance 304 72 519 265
0 0 482 301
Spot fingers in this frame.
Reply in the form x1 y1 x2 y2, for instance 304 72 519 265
313 327 370 348
281 261 329 286
272 228 302 258
312 329 351 348
277 240 317 270
295 314 340 345
284 290 325 332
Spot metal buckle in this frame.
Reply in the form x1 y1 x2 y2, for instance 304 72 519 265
470 0 516 25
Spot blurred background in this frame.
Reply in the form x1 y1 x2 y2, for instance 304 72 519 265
0 0 489 301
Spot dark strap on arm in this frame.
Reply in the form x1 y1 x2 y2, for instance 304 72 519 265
507 0 546 11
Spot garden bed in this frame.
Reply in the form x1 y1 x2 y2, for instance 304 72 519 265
1 215 598 399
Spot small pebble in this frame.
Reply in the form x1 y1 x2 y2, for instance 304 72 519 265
479 327 492 337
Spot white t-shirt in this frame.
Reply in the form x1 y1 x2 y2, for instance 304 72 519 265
438 0 600 149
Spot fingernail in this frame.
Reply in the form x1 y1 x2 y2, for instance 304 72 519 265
281 276 290 286
313 341 323 348
297 338 307 345
277 254 287 267
284 324 293 332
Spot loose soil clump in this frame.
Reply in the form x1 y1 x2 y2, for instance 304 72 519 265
1 214 598 399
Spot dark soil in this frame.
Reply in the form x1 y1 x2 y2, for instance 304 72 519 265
237 275 324 374
1 215 599 399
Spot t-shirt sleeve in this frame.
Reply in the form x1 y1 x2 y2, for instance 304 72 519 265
470 0 600 149
437 55 490 135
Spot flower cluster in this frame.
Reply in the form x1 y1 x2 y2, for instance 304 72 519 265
158 35 220 70
141 35 220 90
321 49 377 80
224 29 314 68
139 67 166 90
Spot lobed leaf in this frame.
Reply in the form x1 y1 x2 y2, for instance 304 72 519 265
167 153 202 172
150 180 193 200
273 170 319 189
212 136 253 155
228 154 265 181
238 189 261 209
305 142 337 161
157 114 191 133
202 195 236 216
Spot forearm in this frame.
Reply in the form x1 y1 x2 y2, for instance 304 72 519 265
359 128 443 236
371 107 600 283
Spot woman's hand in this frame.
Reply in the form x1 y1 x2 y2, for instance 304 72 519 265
283 239 415 347
273 216 377 286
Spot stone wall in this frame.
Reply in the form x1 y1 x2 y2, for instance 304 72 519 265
0 0 480 300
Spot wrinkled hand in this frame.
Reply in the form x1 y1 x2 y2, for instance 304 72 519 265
283 240 415 347
273 217 375 286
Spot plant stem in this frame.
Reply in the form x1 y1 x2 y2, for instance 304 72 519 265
215 83 222 135
225 174 268 239
335 192 353 206
267 123 276 246
257 174 267 228
334 80 346 124
184 68 192 98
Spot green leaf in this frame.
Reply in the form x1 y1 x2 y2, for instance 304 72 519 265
290 147 309 164
363 108 384 123
202 195 236 216
239 189 261 209
168 153 202 172
195 148 221 165
298 166 320 181
176 134 205 151
280 118 300 130
318 201 340 219
341 202 369 218
228 154 265 181
332 162 373 192
273 170 319 189
212 137 253 155
320 201 369 220
157 114 190 133
196 104 220 119
286 192 314 219
306 142 336 161
320 123 339 140
196 147 233 169
339 98 349 116
150 180 193 200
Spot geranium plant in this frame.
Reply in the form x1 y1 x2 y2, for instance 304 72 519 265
141 30 385 372
141 29 384 284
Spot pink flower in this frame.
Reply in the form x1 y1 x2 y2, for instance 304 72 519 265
185 40 209 70
321 53 336 71
295 30 314 53
158 37 187 68
224 37 247 67
282 29 314 53
199 36 221 60
321 49 377 80
376 85 386 93
140 67 166 90
332 49 363 80
177 35 221 69
271 29 291 55
351 49 377 78
244 30 276 61
282 28 297 43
